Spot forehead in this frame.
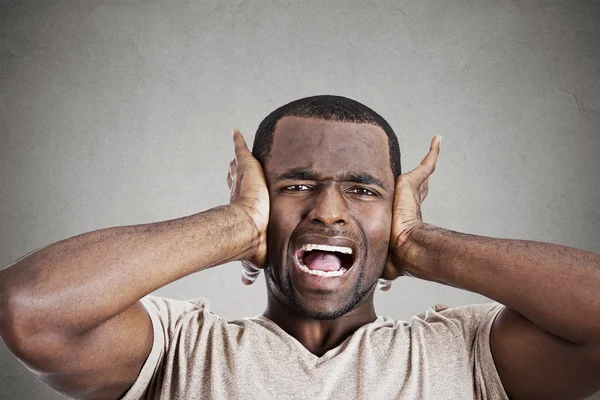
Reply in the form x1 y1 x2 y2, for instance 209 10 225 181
266 116 394 185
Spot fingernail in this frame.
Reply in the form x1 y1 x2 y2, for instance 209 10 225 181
438 136 443 143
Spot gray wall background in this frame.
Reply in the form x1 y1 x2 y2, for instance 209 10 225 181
1 0 599 399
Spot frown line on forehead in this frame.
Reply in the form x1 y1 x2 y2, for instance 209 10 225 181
274 168 388 191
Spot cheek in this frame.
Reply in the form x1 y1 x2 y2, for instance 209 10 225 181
268 198 300 234
358 205 393 263
267 199 301 261
357 200 392 233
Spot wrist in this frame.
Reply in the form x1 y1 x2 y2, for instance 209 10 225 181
393 223 441 281
226 204 265 263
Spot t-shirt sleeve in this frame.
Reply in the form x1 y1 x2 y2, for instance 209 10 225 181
120 295 211 400
437 302 509 400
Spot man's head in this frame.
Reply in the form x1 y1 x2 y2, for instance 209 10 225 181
252 95 400 321
252 95 401 178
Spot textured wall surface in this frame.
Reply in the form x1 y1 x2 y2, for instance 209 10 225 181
1 0 599 399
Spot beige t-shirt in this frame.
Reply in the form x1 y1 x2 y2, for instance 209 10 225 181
122 296 508 400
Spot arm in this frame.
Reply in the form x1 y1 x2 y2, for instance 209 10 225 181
0 130 268 400
398 225 600 399
382 137 600 399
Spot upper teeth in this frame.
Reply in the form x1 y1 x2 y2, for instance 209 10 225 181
301 244 353 254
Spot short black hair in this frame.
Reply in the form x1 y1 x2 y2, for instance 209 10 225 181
252 95 401 178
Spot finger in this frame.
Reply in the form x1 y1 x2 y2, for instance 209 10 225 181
241 260 262 285
228 157 236 187
232 129 251 161
419 177 429 202
420 186 429 203
419 135 442 170
407 136 442 183
377 278 392 291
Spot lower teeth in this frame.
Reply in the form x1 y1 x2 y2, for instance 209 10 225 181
298 262 347 277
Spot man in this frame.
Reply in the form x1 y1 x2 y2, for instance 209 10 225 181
0 95 599 400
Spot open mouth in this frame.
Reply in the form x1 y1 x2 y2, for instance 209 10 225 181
295 244 355 278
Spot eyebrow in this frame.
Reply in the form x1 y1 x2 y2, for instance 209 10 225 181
275 169 387 190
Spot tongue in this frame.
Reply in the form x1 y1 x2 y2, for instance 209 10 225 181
304 251 342 272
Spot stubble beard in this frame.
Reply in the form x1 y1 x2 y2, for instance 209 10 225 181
265 256 377 321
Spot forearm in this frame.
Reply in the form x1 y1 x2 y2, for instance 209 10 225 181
399 223 600 345
0 204 257 336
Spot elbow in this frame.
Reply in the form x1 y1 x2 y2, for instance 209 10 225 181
0 277 16 343
0 284 33 356
0 283 58 367
0 267 33 345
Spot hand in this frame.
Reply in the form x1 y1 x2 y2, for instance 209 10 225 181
227 129 270 285
379 135 442 290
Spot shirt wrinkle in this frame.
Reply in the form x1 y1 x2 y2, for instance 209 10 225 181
122 296 508 400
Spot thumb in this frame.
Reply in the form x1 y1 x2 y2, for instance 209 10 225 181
232 129 252 161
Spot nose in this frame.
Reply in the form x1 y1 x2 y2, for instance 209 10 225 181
307 185 348 227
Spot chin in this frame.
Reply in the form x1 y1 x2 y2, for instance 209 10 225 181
288 280 377 321
265 251 379 320
291 300 355 320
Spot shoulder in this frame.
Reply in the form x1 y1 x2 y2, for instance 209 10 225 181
140 295 222 339
412 302 504 335
370 302 505 355
375 302 503 332
141 295 212 316
411 302 508 399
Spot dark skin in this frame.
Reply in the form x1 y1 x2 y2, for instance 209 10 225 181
260 117 395 356
0 116 599 399
235 117 600 399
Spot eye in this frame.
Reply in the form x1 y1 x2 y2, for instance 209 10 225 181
348 187 377 196
283 184 313 192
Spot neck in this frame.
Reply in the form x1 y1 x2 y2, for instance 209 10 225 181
263 291 378 357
